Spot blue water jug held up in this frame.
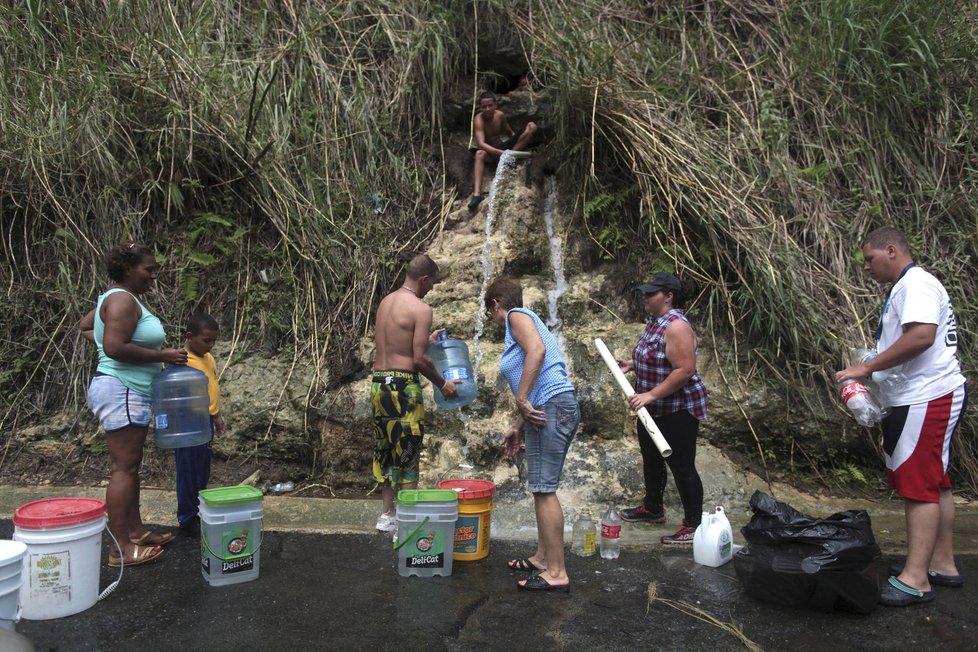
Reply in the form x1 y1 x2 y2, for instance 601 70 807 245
151 365 212 448
427 331 477 409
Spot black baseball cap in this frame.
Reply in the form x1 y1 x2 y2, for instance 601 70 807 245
637 272 682 294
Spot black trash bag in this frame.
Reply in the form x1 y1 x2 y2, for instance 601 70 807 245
733 491 881 614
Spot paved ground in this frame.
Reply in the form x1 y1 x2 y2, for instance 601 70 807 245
3 486 978 651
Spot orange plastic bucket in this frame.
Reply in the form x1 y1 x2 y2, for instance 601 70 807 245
436 479 496 561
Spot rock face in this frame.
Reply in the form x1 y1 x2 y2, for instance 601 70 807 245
202 151 849 515
13 86 856 518
13 132 852 518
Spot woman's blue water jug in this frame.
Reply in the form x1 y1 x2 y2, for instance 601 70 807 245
427 332 477 409
151 365 213 448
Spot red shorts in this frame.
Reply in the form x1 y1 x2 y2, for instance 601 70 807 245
882 386 967 502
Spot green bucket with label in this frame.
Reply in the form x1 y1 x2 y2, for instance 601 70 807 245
198 486 264 587
394 489 458 577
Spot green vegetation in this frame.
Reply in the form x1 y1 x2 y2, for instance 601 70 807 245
528 0 978 487
1 1 975 488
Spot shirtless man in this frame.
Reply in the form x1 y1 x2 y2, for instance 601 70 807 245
467 91 538 211
371 254 460 531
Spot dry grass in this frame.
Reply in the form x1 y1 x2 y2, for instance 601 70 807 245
647 580 764 652
2 0 976 487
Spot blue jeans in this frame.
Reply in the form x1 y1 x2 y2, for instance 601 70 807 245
523 392 579 493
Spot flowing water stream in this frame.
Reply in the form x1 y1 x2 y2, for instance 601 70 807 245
472 150 518 377
542 175 568 348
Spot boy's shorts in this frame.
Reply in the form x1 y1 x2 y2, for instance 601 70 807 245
371 371 425 486
470 126 528 163
883 385 967 502
87 374 152 432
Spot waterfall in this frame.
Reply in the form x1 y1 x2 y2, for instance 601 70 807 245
542 175 568 345
472 150 518 376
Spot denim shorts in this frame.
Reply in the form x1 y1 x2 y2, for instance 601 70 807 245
524 391 579 493
87 374 152 432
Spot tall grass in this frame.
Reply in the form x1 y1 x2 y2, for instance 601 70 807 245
2 0 976 488
0 0 483 425
514 0 978 485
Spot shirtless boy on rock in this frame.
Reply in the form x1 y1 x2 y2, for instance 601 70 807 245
467 91 538 211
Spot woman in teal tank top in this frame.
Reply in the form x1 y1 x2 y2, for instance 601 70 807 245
79 242 187 568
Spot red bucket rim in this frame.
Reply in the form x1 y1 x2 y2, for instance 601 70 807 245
13 498 106 529
436 479 496 500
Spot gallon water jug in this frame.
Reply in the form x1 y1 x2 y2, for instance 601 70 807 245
151 365 212 448
693 505 734 567
427 332 477 408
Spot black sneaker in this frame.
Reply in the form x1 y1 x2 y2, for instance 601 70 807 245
179 520 201 539
619 504 666 523
467 194 484 211
661 524 696 545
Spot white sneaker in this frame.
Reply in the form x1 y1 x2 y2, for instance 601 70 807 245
375 512 397 532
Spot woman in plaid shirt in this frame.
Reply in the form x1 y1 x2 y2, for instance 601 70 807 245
616 272 708 545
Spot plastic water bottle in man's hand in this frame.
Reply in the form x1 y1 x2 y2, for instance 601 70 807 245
838 379 886 427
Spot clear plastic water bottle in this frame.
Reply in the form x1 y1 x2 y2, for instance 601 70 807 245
271 481 294 493
838 379 885 426
151 365 212 448
572 510 597 557
427 331 478 408
852 348 908 393
600 501 622 559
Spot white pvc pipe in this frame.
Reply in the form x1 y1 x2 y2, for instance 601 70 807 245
593 338 673 457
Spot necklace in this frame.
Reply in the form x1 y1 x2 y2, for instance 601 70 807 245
400 285 417 296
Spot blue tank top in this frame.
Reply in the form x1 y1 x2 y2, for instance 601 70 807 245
500 308 575 406
94 288 165 396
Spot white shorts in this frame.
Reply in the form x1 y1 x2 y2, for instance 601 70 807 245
87 374 152 431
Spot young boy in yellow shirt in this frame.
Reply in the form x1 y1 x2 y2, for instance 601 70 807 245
176 313 225 536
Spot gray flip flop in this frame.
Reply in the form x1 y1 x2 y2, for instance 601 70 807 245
879 576 935 607
888 564 964 588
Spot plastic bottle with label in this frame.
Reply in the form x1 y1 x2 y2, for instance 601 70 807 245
838 378 886 426
693 505 734 567
427 331 478 408
151 365 212 448
600 501 622 560
572 510 597 557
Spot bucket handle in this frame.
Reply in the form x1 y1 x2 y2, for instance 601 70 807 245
99 518 122 602
201 520 265 561
392 516 429 551
0 605 21 628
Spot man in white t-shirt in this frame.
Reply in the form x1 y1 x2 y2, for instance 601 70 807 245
837 227 967 607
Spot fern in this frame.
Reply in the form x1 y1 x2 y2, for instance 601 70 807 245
179 272 199 302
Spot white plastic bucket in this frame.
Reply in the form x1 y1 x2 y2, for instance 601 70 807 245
13 498 106 620
0 541 27 630
693 505 734 568
198 486 264 587
394 489 458 578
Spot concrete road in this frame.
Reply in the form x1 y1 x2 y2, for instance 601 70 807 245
3 486 978 651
